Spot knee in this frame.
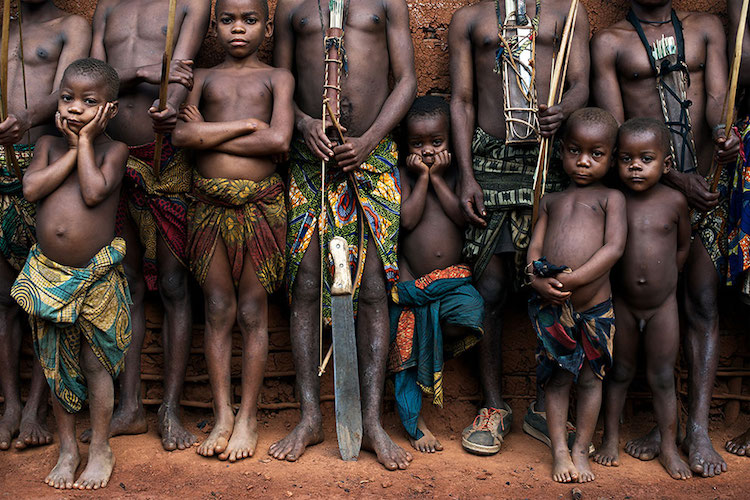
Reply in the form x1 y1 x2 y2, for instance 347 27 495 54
647 366 676 393
686 289 718 325
576 367 602 392
158 267 188 304
237 299 265 334
476 274 507 310
126 271 146 304
205 293 236 328
292 266 320 304
357 278 387 308
545 369 573 391
609 361 636 385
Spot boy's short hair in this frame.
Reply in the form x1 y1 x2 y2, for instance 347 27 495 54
563 107 619 147
618 117 672 154
215 0 269 21
406 95 450 125
62 58 120 101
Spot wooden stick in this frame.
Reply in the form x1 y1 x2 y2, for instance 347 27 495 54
709 0 748 193
318 344 333 376
1 0 21 180
152 0 177 178
531 0 579 228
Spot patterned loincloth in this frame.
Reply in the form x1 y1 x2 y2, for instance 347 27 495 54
286 135 401 324
188 173 287 293
116 137 190 291
728 118 750 294
0 145 36 271
387 264 484 440
11 238 132 413
690 166 729 280
462 127 565 284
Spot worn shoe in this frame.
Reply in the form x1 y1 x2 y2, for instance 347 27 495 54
461 403 512 455
522 401 595 454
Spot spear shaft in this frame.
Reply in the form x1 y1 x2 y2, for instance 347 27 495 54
152 0 177 178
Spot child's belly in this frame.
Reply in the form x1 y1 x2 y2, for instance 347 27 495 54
400 213 463 279
196 152 276 182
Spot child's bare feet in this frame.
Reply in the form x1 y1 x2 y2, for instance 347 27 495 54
158 403 197 451
74 443 114 490
625 426 660 460
409 416 443 453
659 445 692 480
592 438 620 466
197 413 234 457
268 416 324 462
219 416 258 462
0 406 20 450
571 450 595 483
45 448 80 489
80 405 147 443
726 428 750 456
15 410 53 450
552 449 579 483
363 423 413 470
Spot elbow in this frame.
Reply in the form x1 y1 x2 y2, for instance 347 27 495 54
268 131 292 155
171 128 190 148
22 181 42 203
80 188 106 208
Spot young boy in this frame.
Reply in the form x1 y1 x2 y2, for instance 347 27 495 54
527 108 626 483
172 0 293 463
388 96 484 454
593 118 691 480
11 58 130 490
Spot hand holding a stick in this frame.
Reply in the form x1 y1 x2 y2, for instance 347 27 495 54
712 126 740 165
538 103 565 137
298 115 335 160
148 100 179 135
0 112 31 145
458 175 487 227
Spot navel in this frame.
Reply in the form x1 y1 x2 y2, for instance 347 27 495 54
633 72 639 78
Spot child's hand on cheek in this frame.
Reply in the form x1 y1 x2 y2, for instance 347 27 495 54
56 111 79 149
429 150 451 177
79 104 113 142
406 153 429 176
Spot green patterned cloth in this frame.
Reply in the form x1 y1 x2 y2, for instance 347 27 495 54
463 128 565 283
0 144 36 271
286 135 401 325
11 238 132 413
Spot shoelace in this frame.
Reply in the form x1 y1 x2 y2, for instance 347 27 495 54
472 408 506 432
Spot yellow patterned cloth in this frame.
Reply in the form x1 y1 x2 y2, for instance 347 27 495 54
11 238 132 413
0 145 36 271
188 173 287 293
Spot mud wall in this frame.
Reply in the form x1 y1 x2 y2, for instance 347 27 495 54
28 0 747 421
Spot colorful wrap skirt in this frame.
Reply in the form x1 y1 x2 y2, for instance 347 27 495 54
0 144 36 271
11 238 132 413
463 127 565 284
117 137 190 291
286 134 401 324
727 118 750 293
188 173 287 293
387 264 484 440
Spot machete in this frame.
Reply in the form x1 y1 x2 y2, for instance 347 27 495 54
329 235 362 461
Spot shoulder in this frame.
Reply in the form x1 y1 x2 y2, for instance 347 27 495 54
659 183 689 209
450 1 483 28
603 187 626 206
679 10 722 32
275 0 305 19
35 134 62 150
591 21 632 51
270 67 295 86
60 13 90 32
102 138 130 158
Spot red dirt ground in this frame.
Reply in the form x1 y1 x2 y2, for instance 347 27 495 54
2 402 750 499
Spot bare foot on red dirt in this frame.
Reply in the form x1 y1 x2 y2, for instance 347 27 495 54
80 406 147 443
572 450 595 483
0 406 20 450
362 424 412 470
45 448 80 489
682 431 727 477
659 445 692 480
625 426 660 461
268 417 324 462
592 438 620 467
197 414 234 458
219 417 258 462
13 403 52 450
409 416 443 453
158 404 197 451
725 427 750 456
74 443 114 490
552 450 578 483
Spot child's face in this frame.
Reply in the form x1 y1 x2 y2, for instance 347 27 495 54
617 130 671 192
406 114 449 167
57 75 116 134
216 0 272 58
561 122 614 186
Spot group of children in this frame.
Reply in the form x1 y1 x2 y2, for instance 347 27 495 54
1 0 749 491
